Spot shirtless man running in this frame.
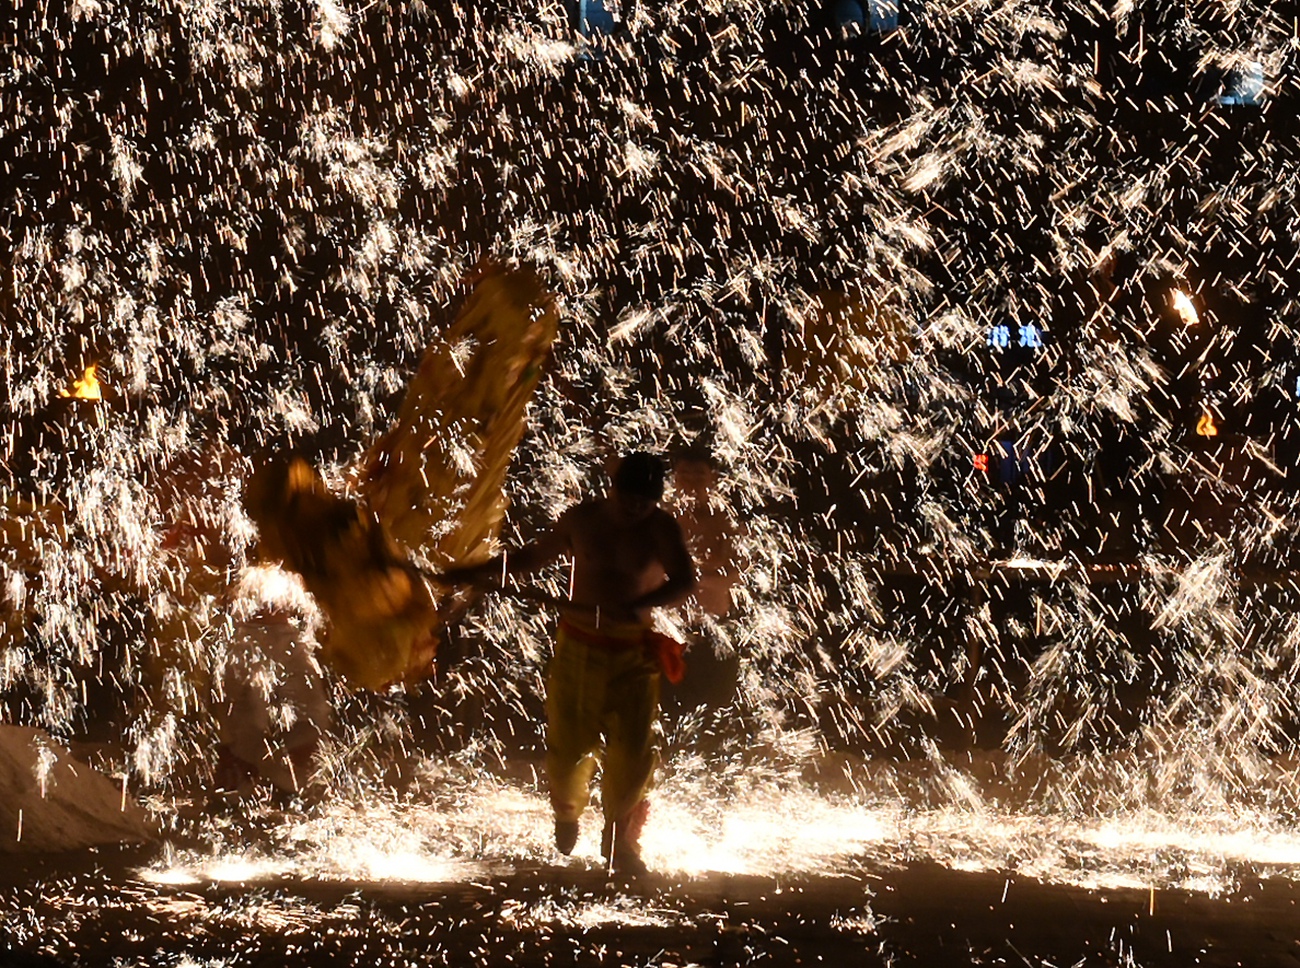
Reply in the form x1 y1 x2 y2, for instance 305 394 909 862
443 452 696 874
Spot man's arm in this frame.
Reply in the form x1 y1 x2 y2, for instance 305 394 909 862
440 510 574 586
628 515 697 613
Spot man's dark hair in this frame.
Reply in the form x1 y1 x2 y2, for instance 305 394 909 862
613 451 665 500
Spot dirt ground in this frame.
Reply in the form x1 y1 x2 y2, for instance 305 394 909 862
3 838 1299 967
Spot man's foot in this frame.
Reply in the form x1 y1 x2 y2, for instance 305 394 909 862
610 839 649 877
601 799 651 876
554 819 579 855
601 818 614 862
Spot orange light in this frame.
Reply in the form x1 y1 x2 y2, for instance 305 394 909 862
1196 412 1218 437
974 454 989 472
60 364 102 401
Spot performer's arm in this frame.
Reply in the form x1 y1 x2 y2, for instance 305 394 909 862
629 516 697 613
440 511 573 586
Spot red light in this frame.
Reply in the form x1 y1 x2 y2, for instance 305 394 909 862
974 454 989 473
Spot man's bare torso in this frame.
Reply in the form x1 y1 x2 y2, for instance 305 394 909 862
560 499 684 627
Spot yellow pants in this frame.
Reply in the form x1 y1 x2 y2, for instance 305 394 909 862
546 621 661 828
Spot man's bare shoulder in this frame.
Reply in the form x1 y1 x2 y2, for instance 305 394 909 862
648 507 689 542
559 499 606 533
649 506 683 528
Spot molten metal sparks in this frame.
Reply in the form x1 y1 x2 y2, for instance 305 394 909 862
118 759 1300 903
2 0 1299 958
498 896 689 931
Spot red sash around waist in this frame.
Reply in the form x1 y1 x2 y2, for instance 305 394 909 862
557 617 687 684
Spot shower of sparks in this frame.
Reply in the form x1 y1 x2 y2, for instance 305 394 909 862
122 758 1300 895
3 0 1300 957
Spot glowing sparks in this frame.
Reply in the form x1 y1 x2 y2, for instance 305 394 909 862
499 896 687 931
3 1 1300 959
122 771 1300 903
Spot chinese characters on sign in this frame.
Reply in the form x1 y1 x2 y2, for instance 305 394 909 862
987 324 1043 349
